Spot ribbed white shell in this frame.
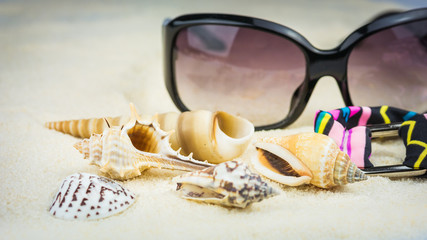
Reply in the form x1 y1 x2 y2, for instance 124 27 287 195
74 112 213 180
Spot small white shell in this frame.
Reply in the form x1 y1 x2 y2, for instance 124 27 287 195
49 173 136 220
173 161 279 208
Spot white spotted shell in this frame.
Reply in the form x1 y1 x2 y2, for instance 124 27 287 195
49 173 135 220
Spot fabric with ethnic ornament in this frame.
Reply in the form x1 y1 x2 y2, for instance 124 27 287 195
314 106 427 170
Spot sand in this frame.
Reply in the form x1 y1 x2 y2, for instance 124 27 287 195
1 0 426 239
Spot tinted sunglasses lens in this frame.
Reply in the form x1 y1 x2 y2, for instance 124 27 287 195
173 25 306 126
348 19 427 112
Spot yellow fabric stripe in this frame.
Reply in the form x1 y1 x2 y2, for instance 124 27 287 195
415 148 427 169
380 105 390 124
318 113 331 134
401 121 415 144
401 121 426 169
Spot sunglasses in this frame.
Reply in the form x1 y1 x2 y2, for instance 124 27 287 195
163 9 427 130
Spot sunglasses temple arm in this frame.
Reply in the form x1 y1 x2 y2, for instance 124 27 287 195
368 122 402 139
364 123 427 177
361 164 427 177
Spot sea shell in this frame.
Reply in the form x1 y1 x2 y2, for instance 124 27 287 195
254 132 367 189
49 173 136 220
46 105 254 164
253 141 313 186
173 161 279 208
73 104 214 180
45 116 128 139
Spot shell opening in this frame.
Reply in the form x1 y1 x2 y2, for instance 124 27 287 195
177 183 225 200
252 142 313 187
126 122 161 154
215 111 254 139
257 148 301 177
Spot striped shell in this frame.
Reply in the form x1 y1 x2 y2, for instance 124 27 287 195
173 161 279 208
49 173 136 220
45 116 127 139
253 133 367 188
46 104 254 164
73 106 213 180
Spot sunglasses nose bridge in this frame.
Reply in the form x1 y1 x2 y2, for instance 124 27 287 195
307 51 347 82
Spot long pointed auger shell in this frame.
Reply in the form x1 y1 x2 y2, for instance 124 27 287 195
173 161 279 208
256 133 367 189
46 104 254 164
45 116 129 139
73 105 214 180
49 173 136 220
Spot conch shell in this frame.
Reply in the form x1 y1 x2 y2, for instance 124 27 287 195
46 106 254 164
49 173 136 220
173 161 279 208
253 133 367 188
73 105 213 180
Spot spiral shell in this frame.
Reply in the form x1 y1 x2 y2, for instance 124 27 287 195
45 116 128 139
155 110 254 164
46 105 254 164
73 105 213 180
173 161 279 208
253 133 367 188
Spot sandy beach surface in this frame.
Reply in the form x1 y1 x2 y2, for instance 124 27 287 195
1 0 426 239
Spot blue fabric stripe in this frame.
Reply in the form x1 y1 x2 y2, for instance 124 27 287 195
315 111 326 133
342 107 350 122
403 111 417 121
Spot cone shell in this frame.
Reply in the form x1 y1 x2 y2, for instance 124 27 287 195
258 132 367 188
173 161 279 208
73 105 213 180
46 106 254 164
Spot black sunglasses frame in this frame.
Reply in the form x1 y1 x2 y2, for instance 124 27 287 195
163 8 427 131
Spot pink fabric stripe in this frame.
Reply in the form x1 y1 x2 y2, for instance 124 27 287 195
330 110 341 120
348 106 360 118
358 107 371 126
424 113 427 120
328 121 345 149
347 129 352 158
349 126 367 168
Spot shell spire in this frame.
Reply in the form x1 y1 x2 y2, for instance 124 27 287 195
73 104 214 180
45 115 128 138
